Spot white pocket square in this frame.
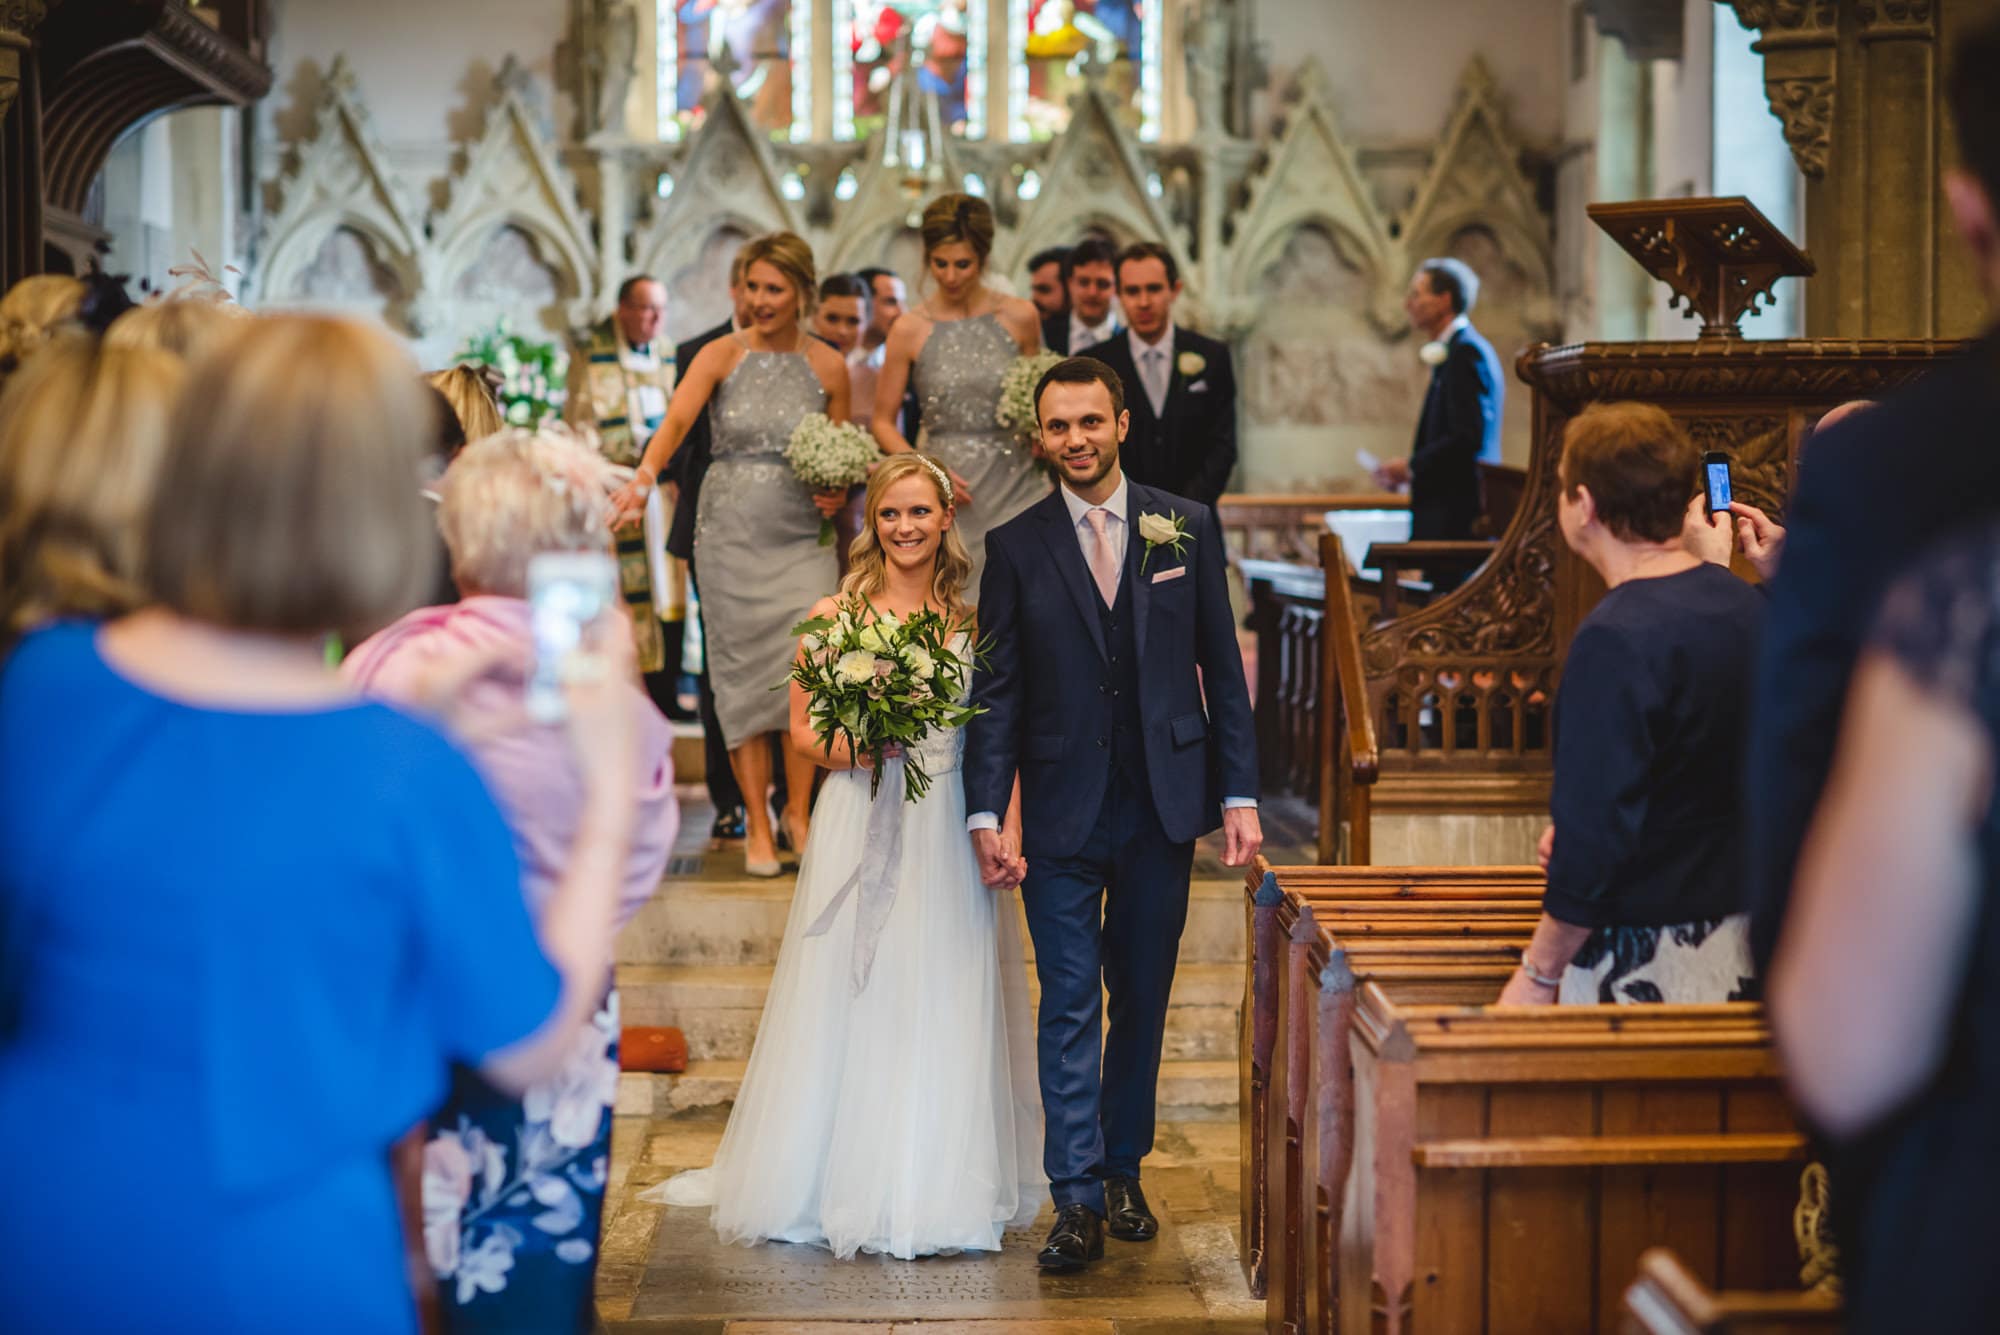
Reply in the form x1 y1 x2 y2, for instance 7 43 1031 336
1151 566 1187 584
1187 380 1210 393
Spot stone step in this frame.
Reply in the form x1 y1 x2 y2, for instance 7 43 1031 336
616 877 1248 969
619 961 1244 1063
615 1058 1239 1123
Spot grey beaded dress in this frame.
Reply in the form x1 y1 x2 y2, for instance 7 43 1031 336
693 345 836 749
913 312 1052 585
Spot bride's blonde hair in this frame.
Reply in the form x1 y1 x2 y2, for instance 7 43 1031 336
838 453 973 625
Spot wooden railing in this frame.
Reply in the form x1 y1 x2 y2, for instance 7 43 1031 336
1317 533 1377 865
1241 537 1380 864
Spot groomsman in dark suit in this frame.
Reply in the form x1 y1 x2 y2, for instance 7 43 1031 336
1028 246 1071 322
1375 257 1504 542
666 252 753 839
1040 236 1121 354
1080 242 1237 507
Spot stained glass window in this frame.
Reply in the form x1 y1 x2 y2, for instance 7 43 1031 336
1019 0 1156 139
843 0 988 140
656 0 803 139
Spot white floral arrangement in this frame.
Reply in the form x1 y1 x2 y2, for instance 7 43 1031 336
995 350 1069 446
785 412 881 544
788 600 987 802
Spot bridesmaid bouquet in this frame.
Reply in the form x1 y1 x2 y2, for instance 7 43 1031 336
995 350 1068 449
788 601 986 802
786 413 881 545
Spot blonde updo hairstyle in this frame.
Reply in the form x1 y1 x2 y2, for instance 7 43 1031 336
738 230 818 323
0 275 86 373
105 293 250 361
919 193 996 275
427 364 508 442
838 452 973 627
0 339 186 640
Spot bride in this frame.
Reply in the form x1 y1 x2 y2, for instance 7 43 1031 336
648 453 1043 1259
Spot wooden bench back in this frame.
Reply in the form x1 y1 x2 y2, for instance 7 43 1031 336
1341 990 1802 1335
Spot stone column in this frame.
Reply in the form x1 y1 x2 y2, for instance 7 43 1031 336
0 1 47 287
1723 0 2000 337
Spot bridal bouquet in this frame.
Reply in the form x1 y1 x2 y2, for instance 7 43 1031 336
787 601 986 802
995 350 1067 448
785 413 880 544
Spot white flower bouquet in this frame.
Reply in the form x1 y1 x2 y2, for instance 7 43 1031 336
995 350 1068 446
785 412 881 544
787 600 986 802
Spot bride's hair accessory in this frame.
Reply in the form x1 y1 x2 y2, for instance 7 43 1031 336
915 454 955 508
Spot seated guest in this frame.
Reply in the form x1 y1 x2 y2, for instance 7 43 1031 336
1373 257 1504 543
1027 245 1070 321
0 338 184 643
1084 241 1237 506
1770 521 2000 1330
342 426 677 1331
0 274 85 379
1041 236 1120 354
1498 402 1764 1007
0 314 642 1334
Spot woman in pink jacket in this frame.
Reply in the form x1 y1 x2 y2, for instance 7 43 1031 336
343 425 677 1333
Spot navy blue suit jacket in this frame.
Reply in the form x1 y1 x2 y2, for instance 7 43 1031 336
663 318 732 562
1083 328 1239 506
1410 322 1503 540
965 481 1259 859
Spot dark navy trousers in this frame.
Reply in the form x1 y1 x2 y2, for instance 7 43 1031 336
1019 769 1194 1214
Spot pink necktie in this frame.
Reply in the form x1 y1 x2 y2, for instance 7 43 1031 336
1084 507 1119 606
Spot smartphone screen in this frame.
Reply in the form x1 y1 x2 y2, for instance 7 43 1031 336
1704 454 1732 516
526 552 620 723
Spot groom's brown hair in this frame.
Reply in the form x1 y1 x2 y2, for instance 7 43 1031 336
1033 356 1125 424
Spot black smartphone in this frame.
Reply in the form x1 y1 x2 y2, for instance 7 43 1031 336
1703 451 1732 517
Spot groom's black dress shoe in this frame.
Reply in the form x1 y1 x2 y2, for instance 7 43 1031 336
1104 1177 1158 1242
1037 1204 1105 1273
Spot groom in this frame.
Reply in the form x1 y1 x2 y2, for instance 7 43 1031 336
965 358 1261 1273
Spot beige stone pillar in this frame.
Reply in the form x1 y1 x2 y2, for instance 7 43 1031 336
1724 0 2000 337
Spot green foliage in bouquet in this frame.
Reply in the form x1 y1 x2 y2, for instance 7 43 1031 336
786 599 988 802
456 319 569 428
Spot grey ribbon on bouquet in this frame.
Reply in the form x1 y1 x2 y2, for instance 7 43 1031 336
801 753 905 995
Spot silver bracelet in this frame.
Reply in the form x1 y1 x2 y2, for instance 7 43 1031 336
1519 960 1564 989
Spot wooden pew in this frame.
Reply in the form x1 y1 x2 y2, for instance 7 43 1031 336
1336 990 1804 1335
1621 1248 1840 1334
1232 859 1544 1295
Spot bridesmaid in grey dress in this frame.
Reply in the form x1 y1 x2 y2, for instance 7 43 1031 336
614 231 852 875
871 193 1049 584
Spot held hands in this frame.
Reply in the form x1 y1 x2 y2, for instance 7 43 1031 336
1220 807 1264 868
1729 502 1786 581
812 487 848 519
971 827 1028 890
609 476 651 532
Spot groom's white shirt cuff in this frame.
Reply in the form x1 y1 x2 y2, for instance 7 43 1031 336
967 797 1256 833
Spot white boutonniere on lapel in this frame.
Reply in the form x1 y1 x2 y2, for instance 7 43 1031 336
1137 509 1191 574
1418 340 1449 367
1176 350 1206 378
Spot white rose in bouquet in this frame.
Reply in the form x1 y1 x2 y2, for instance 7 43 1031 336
835 649 878 686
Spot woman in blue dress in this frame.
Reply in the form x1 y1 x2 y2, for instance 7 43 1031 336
0 314 643 1335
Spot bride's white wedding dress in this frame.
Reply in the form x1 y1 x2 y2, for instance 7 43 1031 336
644 687 1043 1259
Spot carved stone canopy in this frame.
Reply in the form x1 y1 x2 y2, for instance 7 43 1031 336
1587 195 1815 338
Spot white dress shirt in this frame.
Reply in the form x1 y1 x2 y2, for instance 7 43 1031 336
1070 311 1120 352
1128 322 1176 418
967 471 1255 832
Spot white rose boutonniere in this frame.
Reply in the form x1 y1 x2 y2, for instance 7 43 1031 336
1137 509 1192 573
1176 350 1206 378
1418 340 1449 367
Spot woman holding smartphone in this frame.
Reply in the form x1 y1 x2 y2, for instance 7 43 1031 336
342 426 678 1331
611 231 852 876
1497 402 1767 1007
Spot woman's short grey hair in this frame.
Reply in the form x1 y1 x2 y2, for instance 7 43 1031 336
437 425 622 597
